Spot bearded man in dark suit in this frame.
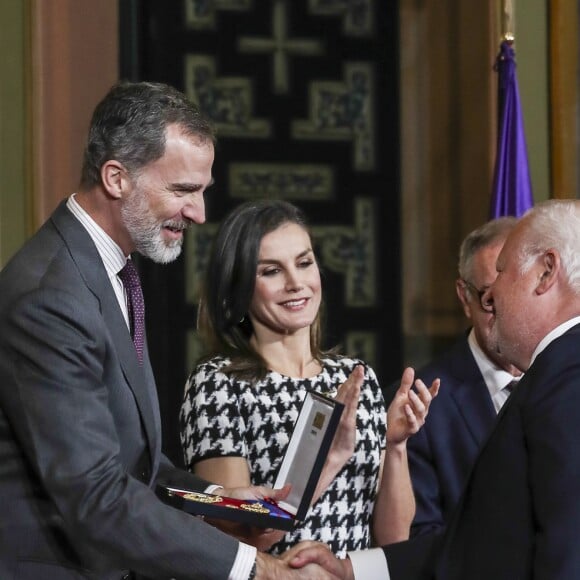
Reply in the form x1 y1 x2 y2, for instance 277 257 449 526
0 81 325 580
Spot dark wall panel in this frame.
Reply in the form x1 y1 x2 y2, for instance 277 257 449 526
121 0 401 465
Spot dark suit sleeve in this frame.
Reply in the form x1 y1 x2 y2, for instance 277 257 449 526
3 287 239 579
156 453 212 491
407 425 446 536
382 532 442 580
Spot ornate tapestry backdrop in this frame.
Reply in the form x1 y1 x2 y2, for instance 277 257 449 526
121 0 401 465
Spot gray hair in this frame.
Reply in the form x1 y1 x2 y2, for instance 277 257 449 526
518 200 580 293
80 81 215 188
458 216 519 281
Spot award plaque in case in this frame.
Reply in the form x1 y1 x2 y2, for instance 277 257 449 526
157 390 344 531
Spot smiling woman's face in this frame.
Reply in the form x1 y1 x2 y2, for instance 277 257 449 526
248 222 321 338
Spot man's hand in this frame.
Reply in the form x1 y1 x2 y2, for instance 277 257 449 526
281 542 354 580
256 548 345 579
387 367 440 445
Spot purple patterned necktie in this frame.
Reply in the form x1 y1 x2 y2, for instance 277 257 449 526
118 259 145 364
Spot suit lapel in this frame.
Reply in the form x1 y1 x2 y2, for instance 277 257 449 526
50 201 160 469
101 300 162 471
451 377 497 446
449 337 497 447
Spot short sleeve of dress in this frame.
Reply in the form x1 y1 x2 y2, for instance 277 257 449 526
179 358 247 471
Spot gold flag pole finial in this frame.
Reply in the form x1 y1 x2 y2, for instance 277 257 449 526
502 0 515 43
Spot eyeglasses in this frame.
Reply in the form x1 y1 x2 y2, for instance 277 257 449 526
461 279 493 313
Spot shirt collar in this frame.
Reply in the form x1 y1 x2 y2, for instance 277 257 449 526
530 316 580 366
468 328 519 398
67 193 128 276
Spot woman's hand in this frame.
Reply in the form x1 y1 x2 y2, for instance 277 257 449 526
329 365 364 462
204 518 287 552
312 365 363 501
386 367 440 445
218 482 292 503
206 484 291 550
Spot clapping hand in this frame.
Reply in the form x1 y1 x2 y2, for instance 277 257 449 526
387 367 440 445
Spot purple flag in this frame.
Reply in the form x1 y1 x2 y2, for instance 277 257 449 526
489 40 534 218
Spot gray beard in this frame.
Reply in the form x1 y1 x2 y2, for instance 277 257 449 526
121 191 185 264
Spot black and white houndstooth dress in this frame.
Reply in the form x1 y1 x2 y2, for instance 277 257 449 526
180 355 386 558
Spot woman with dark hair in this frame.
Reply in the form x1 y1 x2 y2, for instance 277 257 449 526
180 199 438 558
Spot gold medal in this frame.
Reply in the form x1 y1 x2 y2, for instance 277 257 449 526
240 502 270 514
183 492 223 504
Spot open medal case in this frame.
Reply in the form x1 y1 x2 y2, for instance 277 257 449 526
157 390 344 531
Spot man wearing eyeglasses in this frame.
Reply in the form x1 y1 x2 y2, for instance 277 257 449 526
384 216 522 538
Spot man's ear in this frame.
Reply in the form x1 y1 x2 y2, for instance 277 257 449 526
101 161 130 199
536 250 560 295
455 279 472 319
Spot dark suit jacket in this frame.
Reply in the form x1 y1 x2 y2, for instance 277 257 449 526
385 323 580 579
0 201 239 579
385 335 497 536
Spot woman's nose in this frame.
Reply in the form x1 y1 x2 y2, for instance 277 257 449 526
285 270 304 291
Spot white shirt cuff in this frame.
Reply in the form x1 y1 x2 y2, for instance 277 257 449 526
349 547 390 580
228 542 257 580
204 484 223 494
